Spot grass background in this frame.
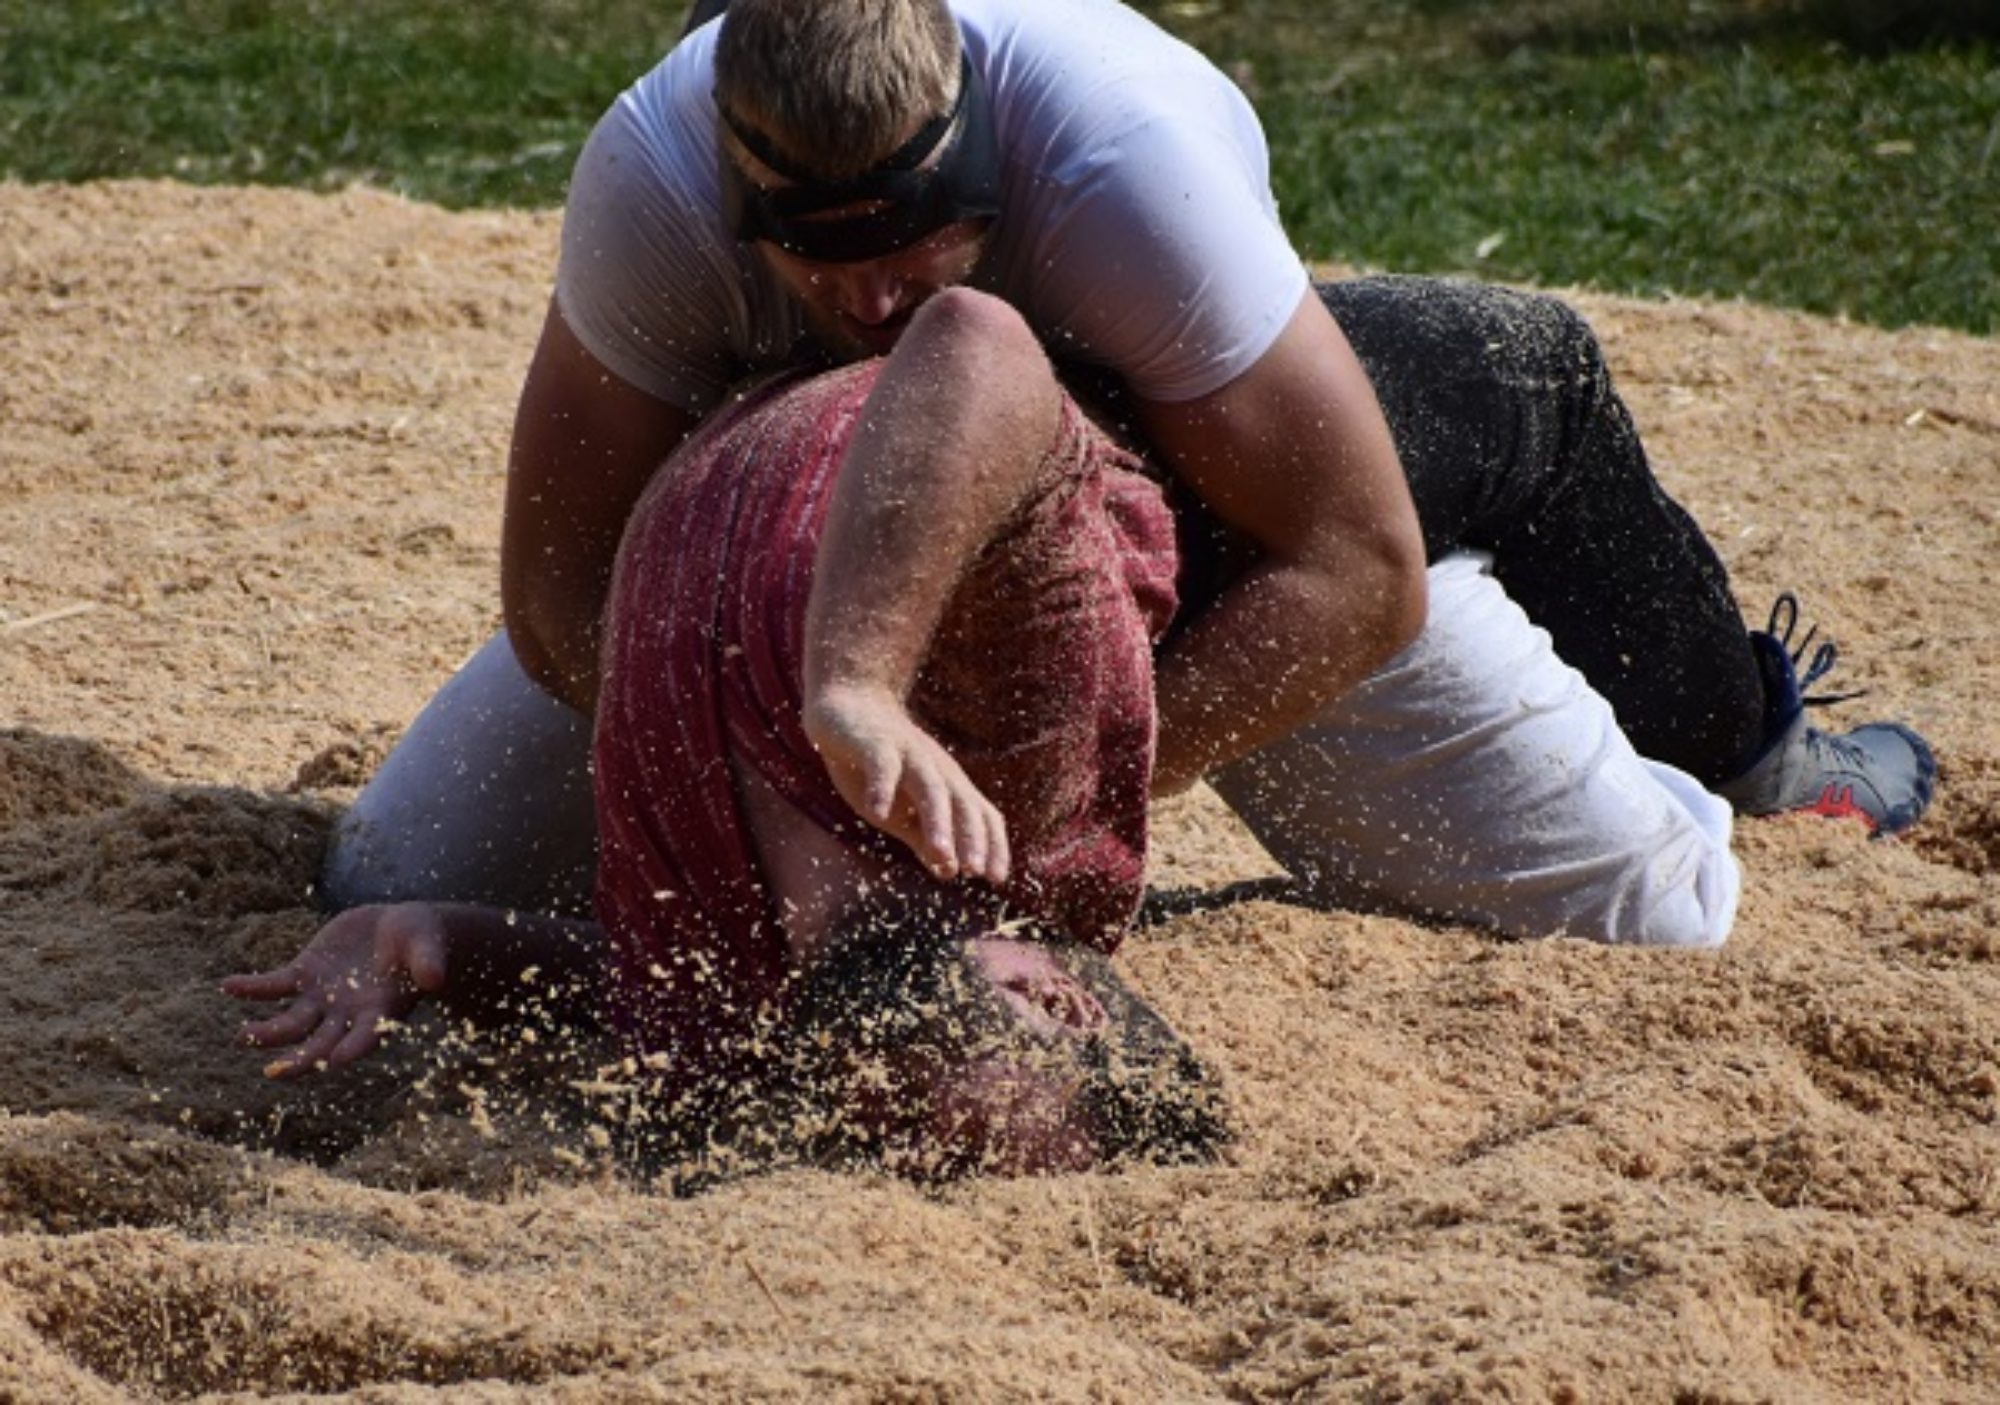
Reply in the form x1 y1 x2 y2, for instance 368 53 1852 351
1 0 1993 333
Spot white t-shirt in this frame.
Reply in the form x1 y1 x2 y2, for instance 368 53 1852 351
555 0 1308 417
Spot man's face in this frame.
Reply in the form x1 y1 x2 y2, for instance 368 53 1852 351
756 217 989 361
723 127 991 361
788 931 1104 1176
785 925 1228 1178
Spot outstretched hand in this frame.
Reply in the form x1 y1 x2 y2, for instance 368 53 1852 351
221 902 451 1078
803 682 1011 885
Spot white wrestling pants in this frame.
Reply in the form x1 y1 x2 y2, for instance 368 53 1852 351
320 553 1738 947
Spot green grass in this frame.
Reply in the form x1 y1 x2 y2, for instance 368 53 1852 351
1176 0 1999 332
1 0 1993 332
0 0 684 205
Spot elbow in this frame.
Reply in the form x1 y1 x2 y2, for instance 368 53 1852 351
499 555 541 670
499 564 584 709
500 592 553 688
907 284 1038 350
900 288 1056 412
500 603 560 700
1350 528 1428 675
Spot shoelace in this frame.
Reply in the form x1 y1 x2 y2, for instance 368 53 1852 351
1767 592 1866 708
1800 724 1875 775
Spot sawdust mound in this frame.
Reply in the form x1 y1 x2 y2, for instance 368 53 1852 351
2 179 1997 1400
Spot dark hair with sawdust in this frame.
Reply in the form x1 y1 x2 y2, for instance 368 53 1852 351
776 897 1231 1179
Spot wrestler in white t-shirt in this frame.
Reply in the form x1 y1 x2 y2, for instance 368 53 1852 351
322 0 1739 950
556 0 1305 413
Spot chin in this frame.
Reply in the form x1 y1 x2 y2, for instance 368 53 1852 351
843 326 907 359
805 314 908 362
807 329 880 364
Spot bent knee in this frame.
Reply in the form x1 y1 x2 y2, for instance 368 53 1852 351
1612 772 1740 949
1468 846 1737 950
1547 821 1738 950
1614 868 1736 950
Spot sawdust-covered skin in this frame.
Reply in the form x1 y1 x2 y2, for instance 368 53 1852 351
3 179 1998 1400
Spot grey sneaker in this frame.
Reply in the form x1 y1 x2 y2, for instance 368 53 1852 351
1719 595 1936 837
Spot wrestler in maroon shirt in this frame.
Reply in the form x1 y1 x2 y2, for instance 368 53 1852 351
225 323 1226 1177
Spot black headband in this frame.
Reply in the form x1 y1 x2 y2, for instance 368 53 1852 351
716 52 1003 264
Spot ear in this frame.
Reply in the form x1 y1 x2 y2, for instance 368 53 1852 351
967 938 1108 1037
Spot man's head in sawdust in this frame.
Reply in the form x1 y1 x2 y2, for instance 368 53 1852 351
713 0 1000 360
778 910 1230 1179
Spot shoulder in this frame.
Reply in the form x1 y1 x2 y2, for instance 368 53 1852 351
581 27 722 205
958 0 1301 400
959 0 1264 171
557 29 799 413
964 0 1282 269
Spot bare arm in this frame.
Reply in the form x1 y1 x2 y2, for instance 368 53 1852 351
1135 289 1428 797
502 298 704 714
223 902 606 1078
800 286 1063 882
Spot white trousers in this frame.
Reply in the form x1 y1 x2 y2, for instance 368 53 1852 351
321 554 1738 947
317 631 600 918
1210 554 1736 947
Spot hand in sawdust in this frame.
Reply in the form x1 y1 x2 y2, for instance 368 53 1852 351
803 681 1011 885
222 902 450 1078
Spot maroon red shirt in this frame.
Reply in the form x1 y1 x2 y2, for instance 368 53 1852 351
592 364 1177 1074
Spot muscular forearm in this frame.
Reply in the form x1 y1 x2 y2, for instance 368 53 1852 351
791 290 1051 884
1135 291 1428 797
803 289 1061 706
1150 549 1423 798
501 298 703 716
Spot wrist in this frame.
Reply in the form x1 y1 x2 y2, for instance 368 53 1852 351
804 669 903 717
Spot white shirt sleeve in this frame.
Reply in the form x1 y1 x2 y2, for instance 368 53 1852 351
556 0 1305 413
1019 112 1308 403
553 47 801 416
975 4 1310 406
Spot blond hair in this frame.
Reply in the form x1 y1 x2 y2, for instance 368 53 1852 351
715 0 962 181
